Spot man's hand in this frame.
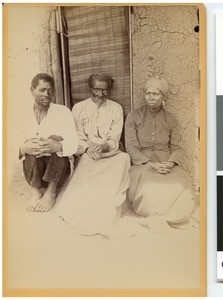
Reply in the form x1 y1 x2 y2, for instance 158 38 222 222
86 143 102 160
100 142 110 153
45 138 62 153
20 138 52 157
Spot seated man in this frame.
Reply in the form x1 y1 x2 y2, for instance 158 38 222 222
55 74 131 237
19 73 78 212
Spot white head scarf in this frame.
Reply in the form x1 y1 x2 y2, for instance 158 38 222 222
144 78 169 96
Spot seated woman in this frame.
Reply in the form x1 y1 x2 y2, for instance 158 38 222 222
55 74 131 237
125 78 194 232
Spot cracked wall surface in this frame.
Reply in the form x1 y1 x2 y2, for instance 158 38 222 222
7 6 200 195
131 6 200 194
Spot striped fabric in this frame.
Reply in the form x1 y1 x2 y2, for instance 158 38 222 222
64 6 131 116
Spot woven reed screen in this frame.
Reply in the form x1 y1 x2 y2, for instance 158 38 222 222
64 6 131 116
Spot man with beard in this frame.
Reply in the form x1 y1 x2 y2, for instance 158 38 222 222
19 73 78 212
55 74 131 237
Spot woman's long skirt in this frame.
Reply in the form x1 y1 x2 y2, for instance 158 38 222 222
127 164 194 225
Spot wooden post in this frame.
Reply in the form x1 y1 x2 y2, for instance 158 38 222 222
58 7 71 108
50 8 64 105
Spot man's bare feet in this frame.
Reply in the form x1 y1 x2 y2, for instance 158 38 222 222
26 188 43 211
35 194 56 212
33 179 58 212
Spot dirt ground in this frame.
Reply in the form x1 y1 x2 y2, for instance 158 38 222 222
6 162 201 291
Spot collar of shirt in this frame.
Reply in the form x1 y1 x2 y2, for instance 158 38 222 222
146 106 163 118
33 103 50 124
91 97 108 108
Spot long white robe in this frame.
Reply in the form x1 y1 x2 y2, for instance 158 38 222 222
55 99 132 237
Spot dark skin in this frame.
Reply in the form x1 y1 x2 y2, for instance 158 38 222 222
144 86 176 174
86 79 111 160
20 80 62 157
21 79 63 212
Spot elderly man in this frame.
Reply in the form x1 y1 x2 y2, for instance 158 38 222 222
55 74 131 237
19 73 78 212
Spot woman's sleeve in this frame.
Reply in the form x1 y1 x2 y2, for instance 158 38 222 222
168 117 184 165
125 111 150 165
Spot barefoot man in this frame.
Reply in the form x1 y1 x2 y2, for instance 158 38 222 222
19 73 78 212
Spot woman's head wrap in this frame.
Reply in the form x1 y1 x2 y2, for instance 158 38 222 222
144 78 169 96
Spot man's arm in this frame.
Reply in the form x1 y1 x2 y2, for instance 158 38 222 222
19 138 52 157
103 104 123 152
72 104 91 155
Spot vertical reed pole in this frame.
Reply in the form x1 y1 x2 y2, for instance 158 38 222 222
128 6 133 111
58 6 71 108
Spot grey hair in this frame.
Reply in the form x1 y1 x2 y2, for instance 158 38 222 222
88 74 115 90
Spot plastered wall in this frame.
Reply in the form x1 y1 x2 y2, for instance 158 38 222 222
7 6 53 173
7 6 52 97
131 6 200 193
6 5 201 194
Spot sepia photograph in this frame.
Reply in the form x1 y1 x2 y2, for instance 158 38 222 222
3 3 206 296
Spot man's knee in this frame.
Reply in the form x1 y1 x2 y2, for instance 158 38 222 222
23 154 44 173
44 154 70 186
46 153 69 166
23 154 46 187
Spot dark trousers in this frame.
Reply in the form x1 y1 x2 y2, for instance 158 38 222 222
23 153 70 188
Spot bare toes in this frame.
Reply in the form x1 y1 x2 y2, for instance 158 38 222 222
26 206 33 211
41 205 48 212
26 194 43 212
37 196 56 212
26 204 36 212
34 203 43 212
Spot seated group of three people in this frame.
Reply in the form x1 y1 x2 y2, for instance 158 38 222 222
19 72 194 236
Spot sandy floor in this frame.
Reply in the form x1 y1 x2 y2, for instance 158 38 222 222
6 163 201 290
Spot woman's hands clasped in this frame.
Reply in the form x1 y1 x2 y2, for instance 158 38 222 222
149 161 176 174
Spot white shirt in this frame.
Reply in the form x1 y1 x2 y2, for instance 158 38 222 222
72 98 123 155
18 102 78 158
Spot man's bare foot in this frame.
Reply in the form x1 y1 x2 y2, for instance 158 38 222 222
26 188 43 211
35 194 56 212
